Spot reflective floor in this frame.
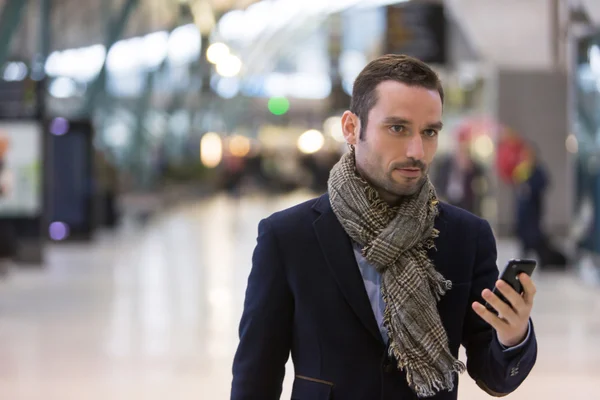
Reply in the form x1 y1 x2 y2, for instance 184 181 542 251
0 192 599 399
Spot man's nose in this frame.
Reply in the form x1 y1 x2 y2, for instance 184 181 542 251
406 134 425 160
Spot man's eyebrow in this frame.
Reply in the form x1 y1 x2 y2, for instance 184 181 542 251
381 117 443 131
381 117 412 125
427 121 444 130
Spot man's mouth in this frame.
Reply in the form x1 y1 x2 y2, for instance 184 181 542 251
395 168 422 178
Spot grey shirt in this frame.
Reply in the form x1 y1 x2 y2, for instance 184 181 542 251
352 242 389 343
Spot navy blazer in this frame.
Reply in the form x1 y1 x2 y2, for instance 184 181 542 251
232 194 537 400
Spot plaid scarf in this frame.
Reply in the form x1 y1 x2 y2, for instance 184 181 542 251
328 151 465 397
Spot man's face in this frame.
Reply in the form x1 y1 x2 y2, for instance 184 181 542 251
342 80 442 201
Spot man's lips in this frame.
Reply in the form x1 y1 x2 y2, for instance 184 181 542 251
395 168 422 178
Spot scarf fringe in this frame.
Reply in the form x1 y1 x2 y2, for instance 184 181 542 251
408 359 467 398
387 331 466 398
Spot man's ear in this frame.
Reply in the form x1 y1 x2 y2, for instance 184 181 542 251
341 111 360 146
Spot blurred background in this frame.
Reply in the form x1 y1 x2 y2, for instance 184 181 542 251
0 0 598 398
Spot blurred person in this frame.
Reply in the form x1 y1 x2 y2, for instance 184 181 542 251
0 135 16 277
243 151 266 192
222 152 246 197
299 151 342 193
95 150 120 228
496 128 526 186
513 144 565 268
232 55 537 400
433 129 487 216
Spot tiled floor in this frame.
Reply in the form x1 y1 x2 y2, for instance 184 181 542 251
0 192 598 399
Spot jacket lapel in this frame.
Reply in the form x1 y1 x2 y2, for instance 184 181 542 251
312 194 384 346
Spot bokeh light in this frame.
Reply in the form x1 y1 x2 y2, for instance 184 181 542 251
566 134 579 154
268 97 290 115
200 132 223 168
49 222 70 241
297 129 325 154
472 134 494 159
207 42 230 65
50 117 70 136
324 116 344 143
229 135 251 157
216 54 242 77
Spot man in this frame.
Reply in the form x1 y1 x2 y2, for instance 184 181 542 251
432 129 487 216
513 144 565 268
231 55 537 399
0 134 15 277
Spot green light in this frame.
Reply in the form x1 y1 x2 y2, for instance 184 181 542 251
268 97 290 115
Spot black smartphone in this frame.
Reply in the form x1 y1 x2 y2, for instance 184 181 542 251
485 259 536 314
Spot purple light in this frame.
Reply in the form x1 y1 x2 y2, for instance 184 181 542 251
50 117 69 136
49 222 69 241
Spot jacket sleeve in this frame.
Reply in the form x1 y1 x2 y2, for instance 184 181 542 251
461 219 538 396
231 218 294 400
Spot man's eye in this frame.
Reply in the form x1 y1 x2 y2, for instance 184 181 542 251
423 129 438 137
390 125 405 133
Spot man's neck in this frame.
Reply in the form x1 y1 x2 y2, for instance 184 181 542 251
377 189 403 207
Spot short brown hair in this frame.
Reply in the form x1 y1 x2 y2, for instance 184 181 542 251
350 54 444 139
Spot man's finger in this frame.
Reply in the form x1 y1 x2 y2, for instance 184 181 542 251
519 273 537 305
472 301 509 330
495 280 526 313
482 289 518 323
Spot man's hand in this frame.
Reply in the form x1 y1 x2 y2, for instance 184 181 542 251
472 273 536 347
